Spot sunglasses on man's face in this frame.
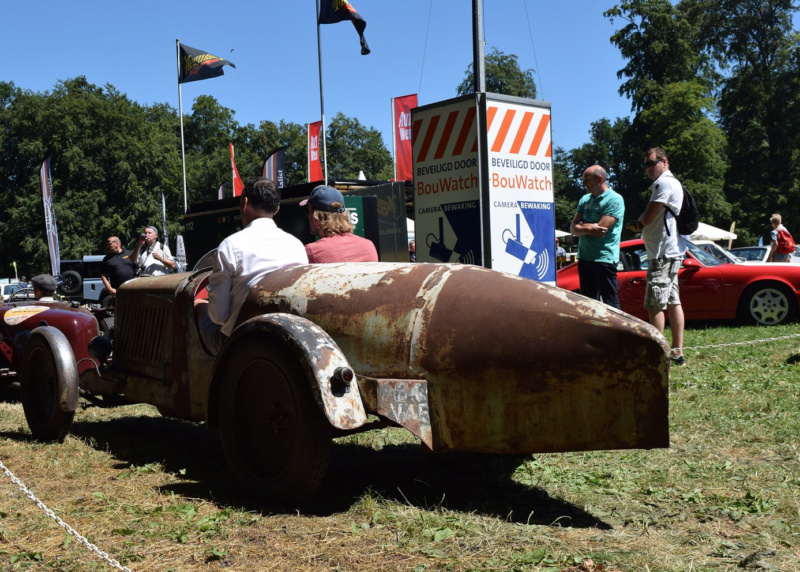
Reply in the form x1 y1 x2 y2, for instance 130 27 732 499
643 158 662 168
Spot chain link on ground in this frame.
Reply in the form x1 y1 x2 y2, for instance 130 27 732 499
684 331 800 352
0 458 132 571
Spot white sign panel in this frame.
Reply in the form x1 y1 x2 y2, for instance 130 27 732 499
412 99 482 265
485 100 555 283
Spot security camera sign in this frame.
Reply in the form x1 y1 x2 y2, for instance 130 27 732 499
412 99 482 265
411 96 554 281
486 101 555 284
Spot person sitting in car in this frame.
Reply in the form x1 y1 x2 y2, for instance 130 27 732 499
31 274 59 302
302 185 378 263
197 177 308 354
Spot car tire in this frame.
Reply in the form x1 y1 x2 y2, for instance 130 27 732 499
740 283 798 326
218 338 332 503
100 294 114 308
59 270 82 296
20 330 78 442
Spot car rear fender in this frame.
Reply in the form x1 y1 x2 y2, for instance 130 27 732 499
207 313 368 431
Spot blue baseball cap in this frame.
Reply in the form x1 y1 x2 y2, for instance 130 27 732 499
299 185 346 213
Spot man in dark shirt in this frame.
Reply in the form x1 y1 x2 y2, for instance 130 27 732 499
101 236 136 299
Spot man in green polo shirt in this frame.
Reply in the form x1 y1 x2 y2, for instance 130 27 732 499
569 165 625 309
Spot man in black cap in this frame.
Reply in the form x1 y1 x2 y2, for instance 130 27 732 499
302 185 378 263
31 274 59 302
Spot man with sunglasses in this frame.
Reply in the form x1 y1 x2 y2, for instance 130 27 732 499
626 147 686 366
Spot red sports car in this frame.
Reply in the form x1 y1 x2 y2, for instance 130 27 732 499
557 239 800 326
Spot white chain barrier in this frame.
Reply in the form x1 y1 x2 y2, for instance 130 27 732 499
684 331 800 352
0 458 132 571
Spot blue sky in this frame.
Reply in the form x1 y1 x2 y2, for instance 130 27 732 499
4 0 632 157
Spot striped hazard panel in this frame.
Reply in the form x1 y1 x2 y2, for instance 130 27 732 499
413 107 478 164
486 105 551 158
413 105 551 164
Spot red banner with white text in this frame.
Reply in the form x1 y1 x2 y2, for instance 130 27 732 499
308 121 323 182
393 94 417 181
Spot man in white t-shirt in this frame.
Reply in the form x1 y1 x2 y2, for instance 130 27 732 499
626 147 686 366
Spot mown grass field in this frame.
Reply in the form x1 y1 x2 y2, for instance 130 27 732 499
0 322 798 571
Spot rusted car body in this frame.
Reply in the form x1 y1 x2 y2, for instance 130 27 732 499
16 263 671 501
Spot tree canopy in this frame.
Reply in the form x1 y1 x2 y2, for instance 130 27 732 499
0 78 393 277
457 47 537 98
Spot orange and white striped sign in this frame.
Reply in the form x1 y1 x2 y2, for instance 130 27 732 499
413 103 478 164
486 105 552 158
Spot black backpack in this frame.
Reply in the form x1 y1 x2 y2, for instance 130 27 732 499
664 178 699 236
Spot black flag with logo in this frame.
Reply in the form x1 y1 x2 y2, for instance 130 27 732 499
178 43 236 84
318 0 370 55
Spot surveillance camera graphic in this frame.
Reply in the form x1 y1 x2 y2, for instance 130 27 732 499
427 217 453 262
427 215 476 263
503 213 548 280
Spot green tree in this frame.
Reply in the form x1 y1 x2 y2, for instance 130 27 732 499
456 47 537 98
0 78 180 276
324 112 393 181
692 0 800 240
605 1 730 229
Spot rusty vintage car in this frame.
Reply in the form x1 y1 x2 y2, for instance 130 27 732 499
11 262 671 501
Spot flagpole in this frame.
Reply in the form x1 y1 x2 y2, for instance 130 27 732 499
231 143 235 196
177 39 188 213
161 191 169 249
316 0 329 183
391 97 397 181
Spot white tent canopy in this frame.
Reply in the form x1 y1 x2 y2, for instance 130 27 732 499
556 229 570 238
690 222 737 241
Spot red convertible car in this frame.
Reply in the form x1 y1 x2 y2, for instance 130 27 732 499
557 239 800 326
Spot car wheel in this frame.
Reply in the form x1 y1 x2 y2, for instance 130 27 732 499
218 339 331 503
20 331 78 442
741 283 798 326
59 270 83 296
100 294 114 308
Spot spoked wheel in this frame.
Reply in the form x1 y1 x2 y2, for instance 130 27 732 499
20 329 79 442
742 284 797 326
218 339 332 503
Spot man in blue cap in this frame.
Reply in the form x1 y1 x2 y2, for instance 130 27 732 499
301 185 378 263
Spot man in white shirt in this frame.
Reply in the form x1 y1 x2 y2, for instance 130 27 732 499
627 147 686 366
199 177 308 354
131 226 175 276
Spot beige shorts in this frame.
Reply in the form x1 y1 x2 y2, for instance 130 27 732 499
644 257 682 310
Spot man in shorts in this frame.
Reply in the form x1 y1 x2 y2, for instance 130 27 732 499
627 147 686 366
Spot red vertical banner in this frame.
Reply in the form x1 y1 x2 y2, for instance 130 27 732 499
230 143 244 196
393 94 417 181
308 121 323 182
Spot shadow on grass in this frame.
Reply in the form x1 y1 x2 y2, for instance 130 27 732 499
12 413 609 529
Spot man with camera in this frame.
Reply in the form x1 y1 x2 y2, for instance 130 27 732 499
130 226 174 276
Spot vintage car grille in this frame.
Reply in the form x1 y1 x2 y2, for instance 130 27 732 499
115 298 173 380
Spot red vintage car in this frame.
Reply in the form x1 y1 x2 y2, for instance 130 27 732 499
557 239 800 326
